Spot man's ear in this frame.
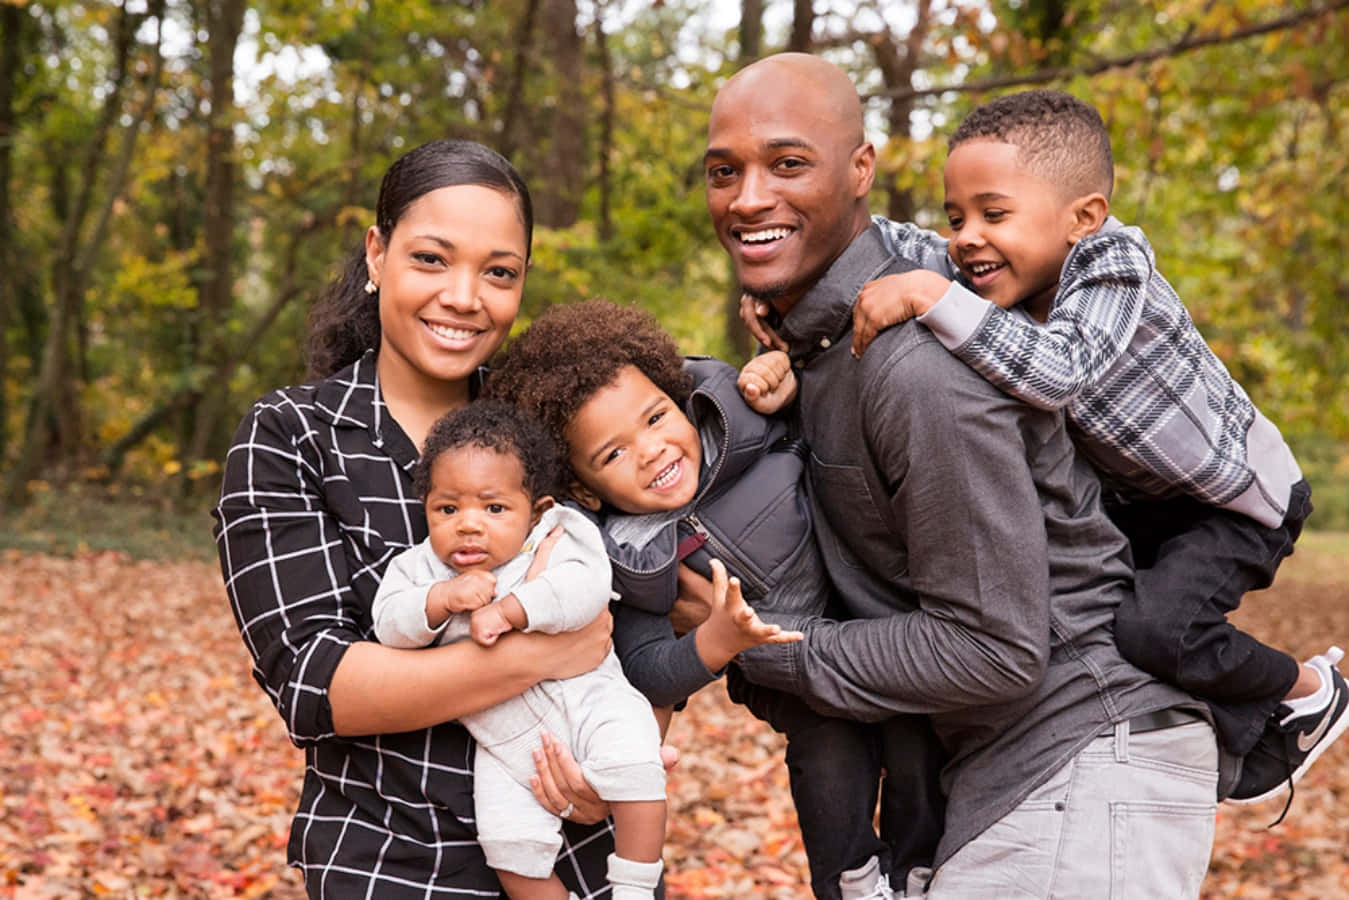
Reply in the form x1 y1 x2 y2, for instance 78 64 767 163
531 495 555 525
1067 193 1109 244
568 482 603 512
851 141 877 199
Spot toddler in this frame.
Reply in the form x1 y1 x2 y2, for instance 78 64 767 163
489 300 944 900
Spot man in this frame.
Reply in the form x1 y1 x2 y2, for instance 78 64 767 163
709 53 1221 898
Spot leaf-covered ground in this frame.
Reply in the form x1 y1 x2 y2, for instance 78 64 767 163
1 541 1345 898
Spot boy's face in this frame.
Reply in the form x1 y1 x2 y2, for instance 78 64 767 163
425 446 547 573
564 365 702 515
943 138 1083 316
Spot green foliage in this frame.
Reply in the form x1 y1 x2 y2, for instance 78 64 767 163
2 0 1345 526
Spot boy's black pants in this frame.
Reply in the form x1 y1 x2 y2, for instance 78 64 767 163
726 666 945 898
1109 478 1312 755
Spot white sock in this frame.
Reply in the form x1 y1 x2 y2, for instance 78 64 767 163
607 853 662 900
1280 646 1343 721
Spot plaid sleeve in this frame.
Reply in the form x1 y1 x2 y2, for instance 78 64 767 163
952 227 1151 410
870 215 961 277
213 393 361 747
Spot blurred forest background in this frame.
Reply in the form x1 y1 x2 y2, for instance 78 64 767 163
1 0 1347 537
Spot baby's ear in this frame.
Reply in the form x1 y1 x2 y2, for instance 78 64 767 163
1068 192 1109 244
569 482 603 512
532 495 555 524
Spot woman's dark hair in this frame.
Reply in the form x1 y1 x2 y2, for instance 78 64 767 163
414 400 563 502
306 140 534 379
484 300 693 478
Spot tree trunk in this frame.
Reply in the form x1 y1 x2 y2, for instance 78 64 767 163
498 0 540 161
739 0 764 61
595 4 615 242
869 0 932 223
184 0 247 477
0 4 24 463
788 0 814 52
531 0 585 227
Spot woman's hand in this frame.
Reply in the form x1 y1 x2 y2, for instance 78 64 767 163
530 732 681 826
525 525 565 581
530 732 609 825
514 607 614 682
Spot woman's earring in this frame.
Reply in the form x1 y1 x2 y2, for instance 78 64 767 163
364 279 378 295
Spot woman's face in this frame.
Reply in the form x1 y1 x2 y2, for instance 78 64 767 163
368 183 528 393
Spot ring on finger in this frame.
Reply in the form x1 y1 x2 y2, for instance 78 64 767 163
559 802 575 819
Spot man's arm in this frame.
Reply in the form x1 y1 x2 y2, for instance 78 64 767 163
741 339 1052 721
917 225 1152 410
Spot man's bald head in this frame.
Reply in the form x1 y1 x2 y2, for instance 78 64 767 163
713 53 865 149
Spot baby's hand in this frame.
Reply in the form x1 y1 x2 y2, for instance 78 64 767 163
697 559 803 668
437 570 497 615
738 350 798 414
470 602 515 647
852 270 952 358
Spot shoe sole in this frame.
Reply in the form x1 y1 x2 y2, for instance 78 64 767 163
1225 698 1349 806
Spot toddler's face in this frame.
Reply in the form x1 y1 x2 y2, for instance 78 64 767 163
564 365 702 515
942 138 1081 318
425 446 545 573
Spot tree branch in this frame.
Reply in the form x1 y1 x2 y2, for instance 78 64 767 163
862 0 1349 103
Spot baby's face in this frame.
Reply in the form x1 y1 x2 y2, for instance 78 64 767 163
564 365 702 515
425 446 543 573
942 138 1080 317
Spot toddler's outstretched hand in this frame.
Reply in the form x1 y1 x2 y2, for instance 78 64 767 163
695 559 803 671
852 270 952 358
738 350 798 414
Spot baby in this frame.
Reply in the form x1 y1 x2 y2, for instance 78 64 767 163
372 400 666 900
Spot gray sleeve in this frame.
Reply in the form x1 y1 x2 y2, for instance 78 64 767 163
513 507 614 634
767 342 1052 720
371 542 449 649
612 602 722 709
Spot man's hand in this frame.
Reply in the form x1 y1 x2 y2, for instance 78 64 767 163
469 602 515 646
739 294 788 352
852 270 952 358
737 350 798 414
426 571 496 628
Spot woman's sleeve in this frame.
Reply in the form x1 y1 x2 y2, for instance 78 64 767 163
212 396 365 747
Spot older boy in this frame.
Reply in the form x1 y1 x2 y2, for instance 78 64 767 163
784 90 1346 810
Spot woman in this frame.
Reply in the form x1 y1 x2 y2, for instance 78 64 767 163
214 140 622 897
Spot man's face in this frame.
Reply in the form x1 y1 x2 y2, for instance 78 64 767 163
704 81 873 315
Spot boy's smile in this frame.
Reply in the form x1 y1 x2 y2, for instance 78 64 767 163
425 446 546 573
943 138 1084 319
564 365 702 515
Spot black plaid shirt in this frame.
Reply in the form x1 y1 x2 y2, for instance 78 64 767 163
213 350 616 897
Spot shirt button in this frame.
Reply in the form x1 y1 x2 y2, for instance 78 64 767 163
820 337 832 349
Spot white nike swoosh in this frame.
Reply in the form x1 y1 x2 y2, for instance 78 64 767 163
1297 685 1342 752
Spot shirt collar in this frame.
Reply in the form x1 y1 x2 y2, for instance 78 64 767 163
777 224 899 364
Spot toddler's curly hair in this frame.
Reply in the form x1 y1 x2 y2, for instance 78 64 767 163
414 399 563 502
485 300 693 458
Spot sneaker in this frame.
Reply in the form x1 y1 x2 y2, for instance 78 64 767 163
839 855 897 900
1227 645 1349 817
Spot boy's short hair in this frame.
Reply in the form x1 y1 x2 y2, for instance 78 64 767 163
485 300 694 464
951 89 1114 200
413 399 564 502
